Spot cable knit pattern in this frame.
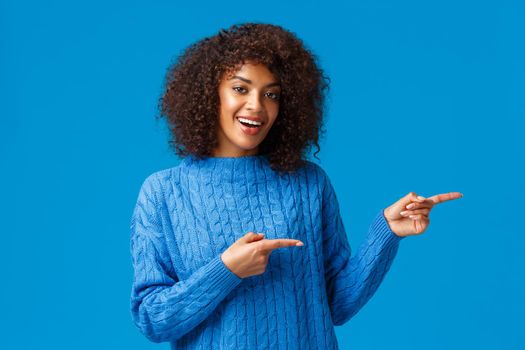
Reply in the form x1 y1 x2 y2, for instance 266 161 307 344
129 154 405 349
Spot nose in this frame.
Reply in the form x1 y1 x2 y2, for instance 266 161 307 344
246 92 264 112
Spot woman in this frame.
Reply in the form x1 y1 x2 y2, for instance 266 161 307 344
129 22 462 349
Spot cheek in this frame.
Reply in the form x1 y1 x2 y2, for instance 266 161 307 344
267 103 279 123
220 94 240 114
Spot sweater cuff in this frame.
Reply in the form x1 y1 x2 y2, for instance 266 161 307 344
367 209 405 249
202 255 243 295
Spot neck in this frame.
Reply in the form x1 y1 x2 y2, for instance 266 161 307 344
211 146 259 158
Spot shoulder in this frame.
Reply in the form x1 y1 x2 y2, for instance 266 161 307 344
301 159 330 185
288 160 334 200
137 165 180 202
300 160 340 203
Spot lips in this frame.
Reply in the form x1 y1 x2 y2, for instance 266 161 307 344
236 116 265 124
236 116 264 136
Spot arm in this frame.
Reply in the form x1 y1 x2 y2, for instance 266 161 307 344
320 171 405 326
130 174 242 343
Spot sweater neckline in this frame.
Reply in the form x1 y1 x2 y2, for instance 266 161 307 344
183 153 269 164
180 154 273 183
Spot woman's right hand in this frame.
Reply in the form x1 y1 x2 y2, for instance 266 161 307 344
220 232 304 279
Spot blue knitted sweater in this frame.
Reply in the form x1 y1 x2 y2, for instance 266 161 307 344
129 154 404 349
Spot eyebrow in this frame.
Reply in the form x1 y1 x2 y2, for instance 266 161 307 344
228 75 281 88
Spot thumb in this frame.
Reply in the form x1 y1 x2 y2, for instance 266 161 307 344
243 231 265 243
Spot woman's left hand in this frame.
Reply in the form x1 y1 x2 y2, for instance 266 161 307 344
384 191 463 237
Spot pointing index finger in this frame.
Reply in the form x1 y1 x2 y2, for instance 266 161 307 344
259 239 304 252
428 192 463 205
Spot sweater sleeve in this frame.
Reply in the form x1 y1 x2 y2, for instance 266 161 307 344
320 170 405 326
129 174 243 343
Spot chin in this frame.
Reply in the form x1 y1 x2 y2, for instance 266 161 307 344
236 143 260 152
233 137 261 150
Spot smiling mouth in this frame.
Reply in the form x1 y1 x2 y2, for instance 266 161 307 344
236 117 264 128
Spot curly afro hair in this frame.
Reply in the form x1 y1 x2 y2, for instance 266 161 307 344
158 22 330 174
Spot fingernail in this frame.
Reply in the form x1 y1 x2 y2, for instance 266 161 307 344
296 241 304 246
417 196 425 201
407 203 415 209
400 211 408 216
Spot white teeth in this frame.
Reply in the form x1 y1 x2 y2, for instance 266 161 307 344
238 117 262 126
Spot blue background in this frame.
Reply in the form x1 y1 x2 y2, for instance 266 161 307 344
2 0 524 349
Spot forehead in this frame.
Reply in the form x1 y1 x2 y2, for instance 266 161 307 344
223 62 278 82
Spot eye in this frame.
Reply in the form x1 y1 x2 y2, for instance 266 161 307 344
232 86 247 94
266 92 280 101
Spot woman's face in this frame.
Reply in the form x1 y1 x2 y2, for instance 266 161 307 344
214 62 281 157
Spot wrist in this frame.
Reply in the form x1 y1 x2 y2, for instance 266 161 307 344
220 252 240 277
383 209 404 238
